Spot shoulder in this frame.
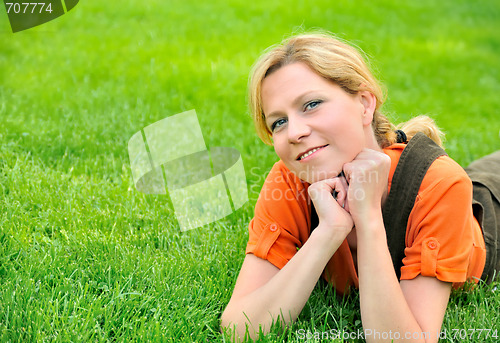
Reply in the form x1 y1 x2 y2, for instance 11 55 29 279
383 143 471 195
254 160 309 224
420 155 472 199
263 160 308 188
255 160 310 205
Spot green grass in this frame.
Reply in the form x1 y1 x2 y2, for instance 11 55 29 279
1 0 499 341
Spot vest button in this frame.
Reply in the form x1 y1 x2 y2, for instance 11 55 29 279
269 224 278 232
427 240 438 250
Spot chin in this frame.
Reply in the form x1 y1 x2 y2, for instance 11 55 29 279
303 170 341 184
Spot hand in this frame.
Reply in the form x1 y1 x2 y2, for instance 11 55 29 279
308 176 353 235
342 149 390 225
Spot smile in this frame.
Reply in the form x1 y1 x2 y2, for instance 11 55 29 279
297 145 328 161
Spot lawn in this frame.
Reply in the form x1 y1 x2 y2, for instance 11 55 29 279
0 0 499 342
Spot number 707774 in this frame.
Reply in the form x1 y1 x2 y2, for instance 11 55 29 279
5 2 53 14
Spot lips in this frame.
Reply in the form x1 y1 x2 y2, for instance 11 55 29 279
296 145 328 160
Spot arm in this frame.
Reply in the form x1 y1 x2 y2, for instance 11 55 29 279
344 149 451 343
356 216 451 343
221 178 352 341
221 228 345 340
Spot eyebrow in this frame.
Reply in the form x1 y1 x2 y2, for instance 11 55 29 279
264 90 323 122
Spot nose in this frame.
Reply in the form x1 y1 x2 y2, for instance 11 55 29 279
287 115 311 143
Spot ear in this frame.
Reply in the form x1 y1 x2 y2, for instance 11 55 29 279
358 90 377 126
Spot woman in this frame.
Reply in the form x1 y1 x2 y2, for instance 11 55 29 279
221 32 488 342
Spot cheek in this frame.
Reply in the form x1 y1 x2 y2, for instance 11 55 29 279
328 113 365 147
273 138 287 160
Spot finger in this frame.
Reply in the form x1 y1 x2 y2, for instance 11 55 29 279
342 163 353 185
308 178 339 200
309 178 348 209
338 174 349 191
326 177 348 200
333 177 348 207
336 175 350 211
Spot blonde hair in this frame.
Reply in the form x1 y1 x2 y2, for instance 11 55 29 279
248 32 444 148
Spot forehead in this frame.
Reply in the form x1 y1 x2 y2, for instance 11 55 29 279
262 62 324 92
261 62 334 114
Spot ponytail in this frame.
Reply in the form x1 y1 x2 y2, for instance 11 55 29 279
372 114 444 148
396 115 444 148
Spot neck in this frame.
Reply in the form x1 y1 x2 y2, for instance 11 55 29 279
364 127 384 152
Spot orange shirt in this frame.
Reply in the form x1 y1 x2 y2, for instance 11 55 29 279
246 143 486 295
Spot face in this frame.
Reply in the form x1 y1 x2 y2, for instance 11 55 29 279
261 62 377 184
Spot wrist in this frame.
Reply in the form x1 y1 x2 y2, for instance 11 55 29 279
353 211 385 237
310 223 351 249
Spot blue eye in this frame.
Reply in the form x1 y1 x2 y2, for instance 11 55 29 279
271 118 287 132
304 100 322 111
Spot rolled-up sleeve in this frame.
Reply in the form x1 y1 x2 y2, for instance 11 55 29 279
245 161 311 269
